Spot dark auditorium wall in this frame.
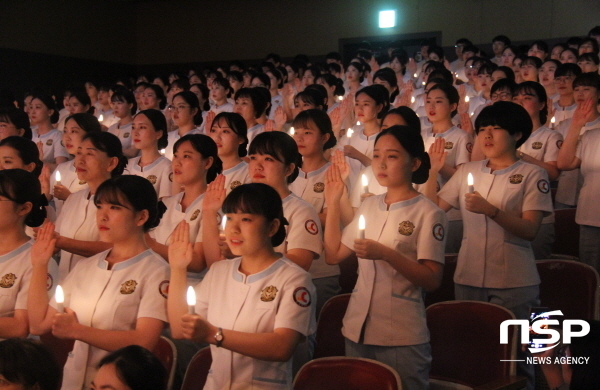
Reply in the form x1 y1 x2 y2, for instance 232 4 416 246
0 0 598 92
133 0 600 65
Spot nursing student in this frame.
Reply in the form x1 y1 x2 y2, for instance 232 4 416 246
425 102 553 387
53 132 127 282
107 88 138 159
28 175 169 390
29 93 69 172
148 134 222 282
514 82 563 259
557 72 600 273
206 112 250 194
167 183 316 390
324 125 447 389
48 113 101 217
126 109 173 199
0 169 57 339
164 91 203 161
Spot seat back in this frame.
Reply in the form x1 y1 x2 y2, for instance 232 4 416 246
39 332 75 369
552 208 579 257
152 336 177 390
424 254 458 307
427 301 516 387
537 260 600 320
313 293 351 359
294 357 401 390
181 347 212 390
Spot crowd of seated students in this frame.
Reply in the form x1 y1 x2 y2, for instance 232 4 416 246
0 25 599 390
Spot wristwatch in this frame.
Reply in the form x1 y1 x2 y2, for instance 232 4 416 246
214 327 224 347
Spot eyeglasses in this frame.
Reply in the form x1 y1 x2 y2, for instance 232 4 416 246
491 92 512 100
555 76 574 83
168 105 190 112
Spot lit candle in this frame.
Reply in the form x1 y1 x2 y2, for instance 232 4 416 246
221 216 227 233
358 215 366 239
98 114 104 122
411 96 415 104
422 81 426 86
187 286 196 315
338 95 343 102
55 285 64 313
361 174 369 194
413 73 418 78
160 149 166 155
550 116 555 129
346 127 354 138
357 121 361 126
467 173 474 193
289 127 295 136
465 96 470 103
55 171 61 186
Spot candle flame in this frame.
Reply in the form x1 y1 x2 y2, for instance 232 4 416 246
465 96 470 103
160 149 166 155
411 96 415 104
361 174 368 187
358 215 366 230
289 127 295 135
98 114 104 122
347 128 354 138
413 73 418 78
551 116 555 124
338 95 343 101
467 173 474 186
55 285 64 304
55 171 61 182
221 216 227 231
187 286 196 306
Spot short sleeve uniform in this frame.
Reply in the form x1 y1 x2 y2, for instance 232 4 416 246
289 163 330 213
32 129 69 164
0 241 58 328
50 161 88 217
555 117 600 206
52 249 169 390
223 161 251 195
107 122 134 153
195 256 316 390
96 108 118 128
150 192 212 283
575 128 600 228
125 156 173 199
276 194 334 279
164 128 202 161
438 161 553 288
518 126 563 223
55 189 99 282
422 126 473 222
340 194 447 346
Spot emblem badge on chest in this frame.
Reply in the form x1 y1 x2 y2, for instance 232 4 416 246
509 174 524 184
532 142 543 150
444 141 454 150
147 175 157 185
120 280 138 294
398 221 415 236
123 132 130 138
0 273 17 288
313 182 325 193
260 285 278 302
230 180 242 190
46 139 53 146
190 209 201 221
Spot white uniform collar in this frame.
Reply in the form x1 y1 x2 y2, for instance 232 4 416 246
480 159 523 175
377 193 423 211
96 248 153 271
0 240 32 263
231 256 286 283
